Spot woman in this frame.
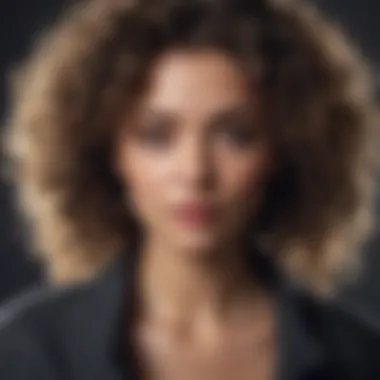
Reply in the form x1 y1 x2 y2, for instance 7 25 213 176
0 0 379 379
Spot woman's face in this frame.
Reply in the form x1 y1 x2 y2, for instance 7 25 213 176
116 50 274 255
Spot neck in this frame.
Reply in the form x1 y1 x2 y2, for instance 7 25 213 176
136 235 265 327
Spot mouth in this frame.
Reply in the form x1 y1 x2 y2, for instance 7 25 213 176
172 202 219 228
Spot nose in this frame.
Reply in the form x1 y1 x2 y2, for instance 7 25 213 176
178 136 214 190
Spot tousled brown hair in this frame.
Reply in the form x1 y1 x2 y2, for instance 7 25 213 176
4 0 379 294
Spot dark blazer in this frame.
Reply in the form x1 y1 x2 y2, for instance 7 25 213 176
0 249 380 380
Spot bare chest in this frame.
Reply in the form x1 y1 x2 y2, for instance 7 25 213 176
134 322 276 380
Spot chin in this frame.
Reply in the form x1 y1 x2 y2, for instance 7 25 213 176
172 228 225 256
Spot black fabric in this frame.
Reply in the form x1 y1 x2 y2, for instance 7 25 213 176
0 248 380 380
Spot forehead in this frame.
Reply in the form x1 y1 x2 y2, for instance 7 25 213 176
142 49 251 113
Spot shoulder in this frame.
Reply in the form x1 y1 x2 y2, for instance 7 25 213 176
305 294 380 376
0 282 85 327
314 296 380 345
0 257 125 380
0 281 94 379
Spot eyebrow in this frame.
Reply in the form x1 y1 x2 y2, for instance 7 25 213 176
215 104 253 117
139 103 253 118
209 104 257 125
138 107 177 120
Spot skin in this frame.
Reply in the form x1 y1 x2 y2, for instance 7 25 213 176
116 50 277 380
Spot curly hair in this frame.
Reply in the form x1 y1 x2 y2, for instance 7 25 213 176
3 0 379 293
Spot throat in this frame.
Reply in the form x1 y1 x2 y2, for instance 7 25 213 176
134 238 273 339
128 239 277 380
132 290 277 380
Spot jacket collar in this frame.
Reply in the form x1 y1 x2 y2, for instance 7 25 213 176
74 247 327 380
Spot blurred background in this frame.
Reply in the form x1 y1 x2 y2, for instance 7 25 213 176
0 0 379 311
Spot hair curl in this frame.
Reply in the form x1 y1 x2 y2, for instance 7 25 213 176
3 0 379 293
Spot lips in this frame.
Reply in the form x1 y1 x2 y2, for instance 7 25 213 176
173 203 218 227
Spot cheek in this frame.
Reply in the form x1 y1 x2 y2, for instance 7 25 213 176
220 148 273 203
118 147 171 219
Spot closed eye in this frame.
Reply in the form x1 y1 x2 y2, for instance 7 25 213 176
133 109 176 148
211 106 259 147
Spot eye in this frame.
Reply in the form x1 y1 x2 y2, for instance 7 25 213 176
211 107 259 148
139 126 170 145
134 117 174 148
220 125 258 145
214 119 259 149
